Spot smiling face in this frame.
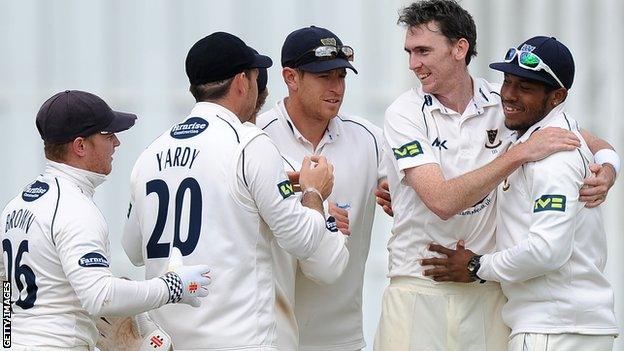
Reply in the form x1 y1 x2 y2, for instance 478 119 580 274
404 22 465 95
83 133 120 175
294 68 346 122
500 73 563 134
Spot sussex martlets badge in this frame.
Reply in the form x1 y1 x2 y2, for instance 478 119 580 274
485 129 502 149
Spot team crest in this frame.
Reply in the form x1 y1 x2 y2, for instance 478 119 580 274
520 44 536 52
150 334 165 348
320 37 336 46
485 129 502 149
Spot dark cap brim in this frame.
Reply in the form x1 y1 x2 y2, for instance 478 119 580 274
251 54 273 69
297 58 358 74
101 111 137 134
489 62 558 87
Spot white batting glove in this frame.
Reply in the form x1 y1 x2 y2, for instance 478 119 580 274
134 312 173 351
159 248 211 307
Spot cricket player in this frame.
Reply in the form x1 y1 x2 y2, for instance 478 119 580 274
122 32 343 351
374 1 618 350
0 90 211 351
423 36 619 351
257 26 383 351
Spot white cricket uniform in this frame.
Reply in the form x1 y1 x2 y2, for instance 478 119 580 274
122 102 330 351
477 104 618 343
375 78 510 351
0 161 170 350
257 99 383 351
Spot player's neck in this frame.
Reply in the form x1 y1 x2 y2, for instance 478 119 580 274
434 71 473 115
283 97 329 149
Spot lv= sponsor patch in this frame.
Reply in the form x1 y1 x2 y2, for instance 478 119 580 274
533 194 566 212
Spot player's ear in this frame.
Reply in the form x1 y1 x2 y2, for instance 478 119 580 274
282 67 299 92
453 38 469 62
70 137 88 157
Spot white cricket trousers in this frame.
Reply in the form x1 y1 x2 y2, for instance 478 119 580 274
374 277 509 351
508 333 614 351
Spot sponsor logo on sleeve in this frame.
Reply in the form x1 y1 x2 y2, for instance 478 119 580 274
21 181 49 202
533 194 566 213
393 140 423 160
170 117 209 139
78 252 110 268
277 180 295 199
326 216 338 233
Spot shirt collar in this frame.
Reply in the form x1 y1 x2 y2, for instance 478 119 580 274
276 98 342 145
417 77 499 116
188 102 242 125
45 160 107 198
513 103 567 144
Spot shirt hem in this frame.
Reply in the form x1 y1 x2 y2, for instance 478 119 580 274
300 339 365 351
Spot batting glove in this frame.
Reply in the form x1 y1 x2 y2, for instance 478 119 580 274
135 312 173 351
159 247 211 307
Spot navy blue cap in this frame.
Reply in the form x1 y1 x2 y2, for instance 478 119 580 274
186 32 273 85
281 26 357 74
36 90 137 143
490 36 574 89
249 47 268 92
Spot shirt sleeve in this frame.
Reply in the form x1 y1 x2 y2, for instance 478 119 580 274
384 101 438 180
239 135 325 260
478 150 585 283
55 208 169 316
122 173 144 267
299 230 349 285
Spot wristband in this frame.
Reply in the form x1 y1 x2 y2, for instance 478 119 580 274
302 187 323 200
594 149 620 178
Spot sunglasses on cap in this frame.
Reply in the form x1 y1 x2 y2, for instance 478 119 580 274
294 45 354 66
504 48 564 88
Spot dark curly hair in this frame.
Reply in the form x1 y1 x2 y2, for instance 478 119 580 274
398 0 477 65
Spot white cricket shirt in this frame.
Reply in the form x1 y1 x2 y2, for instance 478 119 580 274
1 161 169 349
478 104 618 337
257 99 383 351
122 102 329 351
384 78 508 278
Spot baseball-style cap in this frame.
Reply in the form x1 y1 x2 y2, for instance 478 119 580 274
186 32 273 85
281 26 357 74
490 36 575 89
249 47 268 92
36 90 137 143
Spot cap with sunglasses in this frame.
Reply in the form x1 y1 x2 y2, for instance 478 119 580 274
281 26 358 74
186 32 273 85
489 36 574 89
36 90 137 143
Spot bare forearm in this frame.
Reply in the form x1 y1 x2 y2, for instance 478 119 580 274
301 191 324 215
581 128 613 153
410 148 526 219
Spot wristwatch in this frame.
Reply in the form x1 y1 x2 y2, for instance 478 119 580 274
467 255 485 283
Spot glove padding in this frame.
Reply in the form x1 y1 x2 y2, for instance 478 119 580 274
159 247 211 307
96 313 173 351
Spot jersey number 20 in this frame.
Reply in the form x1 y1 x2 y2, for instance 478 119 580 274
2 239 38 309
145 177 202 258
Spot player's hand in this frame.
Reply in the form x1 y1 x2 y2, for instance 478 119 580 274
299 155 334 200
421 241 475 283
134 312 173 351
580 163 616 208
287 171 302 192
329 203 350 236
96 316 142 351
517 127 580 162
96 313 174 351
374 180 393 217
160 248 211 307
